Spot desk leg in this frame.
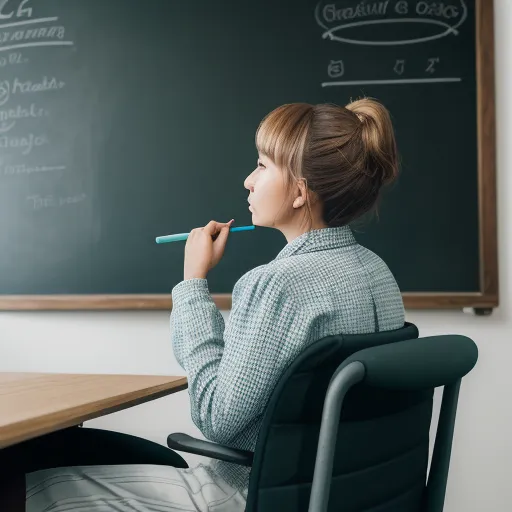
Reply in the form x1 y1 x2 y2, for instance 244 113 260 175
0 473 25 512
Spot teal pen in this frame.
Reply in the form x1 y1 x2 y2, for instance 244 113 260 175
155 225 255 244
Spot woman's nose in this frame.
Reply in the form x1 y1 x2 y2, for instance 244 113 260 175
244 170 256 191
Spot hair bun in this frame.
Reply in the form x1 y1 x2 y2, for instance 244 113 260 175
345 98 398 185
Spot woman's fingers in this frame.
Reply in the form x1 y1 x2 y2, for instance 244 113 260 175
203 220 233 236
214 220 233 246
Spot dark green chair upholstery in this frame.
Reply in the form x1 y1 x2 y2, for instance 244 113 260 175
168 323 478 512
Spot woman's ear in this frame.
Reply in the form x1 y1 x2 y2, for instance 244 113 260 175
293 179 308 209
292 197 304 208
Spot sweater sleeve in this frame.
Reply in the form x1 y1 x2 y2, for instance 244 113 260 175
170 270 302 445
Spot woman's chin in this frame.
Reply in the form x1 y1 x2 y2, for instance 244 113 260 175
250 213 264 227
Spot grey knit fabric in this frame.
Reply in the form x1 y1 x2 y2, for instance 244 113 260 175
170 225 405 492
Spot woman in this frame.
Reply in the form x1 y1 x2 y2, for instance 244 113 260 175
26 99 405 511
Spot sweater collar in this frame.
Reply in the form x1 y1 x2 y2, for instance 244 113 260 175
274 225 357 260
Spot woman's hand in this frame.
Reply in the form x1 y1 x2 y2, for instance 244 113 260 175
184 219 234 280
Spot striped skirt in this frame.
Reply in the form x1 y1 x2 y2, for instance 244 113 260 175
26 463 247 512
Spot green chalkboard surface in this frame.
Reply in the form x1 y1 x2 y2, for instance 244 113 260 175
0 0 497 310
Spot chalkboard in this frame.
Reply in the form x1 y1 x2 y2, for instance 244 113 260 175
0 0 497 311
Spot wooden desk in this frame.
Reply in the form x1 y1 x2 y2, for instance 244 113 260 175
0 372 187 449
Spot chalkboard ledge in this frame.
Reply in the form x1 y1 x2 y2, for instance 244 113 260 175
0 292 498 311
0 294 226 311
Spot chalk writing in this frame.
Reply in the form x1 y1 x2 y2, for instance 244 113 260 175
0 3 86 229
0 11 74 51
2 163 65 176
394 59 405 75
13 76 65 93
0 0 32 20
0 133 48 155
0 51 26 66
0 103 46 123
0 103 47 133
59 193 86 206
0 41 74 52
17 0 32 18
426 57 439 73
0 25 66 44
322 77 461 87
0 77 65 105
323 56 455 85
416 2 460 18
26 194 54 209
322 1 389 22
394 1 409 14
319 0 463 22
27 193 86 210
328 59 344 77
315 0 468 46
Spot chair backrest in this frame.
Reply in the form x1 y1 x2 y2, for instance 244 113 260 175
245 322 468 512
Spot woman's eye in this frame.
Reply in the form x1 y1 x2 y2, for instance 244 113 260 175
258 161 265 169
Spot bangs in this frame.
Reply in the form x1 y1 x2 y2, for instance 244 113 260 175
255 103 313 175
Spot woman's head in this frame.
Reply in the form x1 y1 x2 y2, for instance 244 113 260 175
244 98 399 240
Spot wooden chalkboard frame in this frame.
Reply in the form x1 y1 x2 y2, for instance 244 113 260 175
0 0 498 312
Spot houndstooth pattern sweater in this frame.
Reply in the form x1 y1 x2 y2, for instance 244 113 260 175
170 225 405 494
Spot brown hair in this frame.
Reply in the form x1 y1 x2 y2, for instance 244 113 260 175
255 98 399 227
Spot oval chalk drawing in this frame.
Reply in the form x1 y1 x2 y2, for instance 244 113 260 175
314 1 467 46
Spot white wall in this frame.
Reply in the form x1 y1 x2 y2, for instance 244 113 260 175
1 1 511 510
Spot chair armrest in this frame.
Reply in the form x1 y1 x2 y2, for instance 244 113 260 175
342 335 478 390
167 433 253 467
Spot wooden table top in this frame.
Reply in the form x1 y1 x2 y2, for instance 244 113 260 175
0 372 187 448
